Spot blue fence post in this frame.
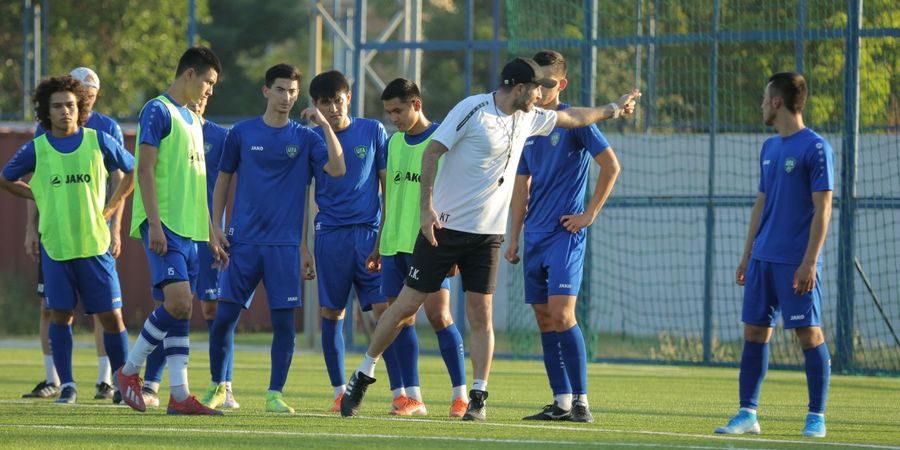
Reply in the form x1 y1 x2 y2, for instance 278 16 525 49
580 0 597 107
187 0 197 47
836 0 862 373
795 0 806 73
702 0 721 364
350 0 365 117
464 0 473 97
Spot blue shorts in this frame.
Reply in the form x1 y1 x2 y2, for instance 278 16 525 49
195 242 222 301
382 252 450 298
315 224 386 311
742 259 822 329
523 229 587 304
40 247 122 314
219 242 301 310
139 222 199 301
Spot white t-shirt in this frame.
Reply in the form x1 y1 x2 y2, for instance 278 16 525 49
430 92 557 234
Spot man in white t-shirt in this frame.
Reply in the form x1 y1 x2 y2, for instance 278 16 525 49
341 57 640 421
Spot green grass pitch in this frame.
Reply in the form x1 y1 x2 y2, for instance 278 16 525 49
0 335 898 449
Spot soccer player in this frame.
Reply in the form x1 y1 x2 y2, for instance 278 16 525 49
307 70 390 413
342 57 639 420
140 95 237 409
0 75 135 404
23 67 127 401
116 46 229 415
505 50 620 423
203 63 344 414
370 78 468 417
715 72 834 438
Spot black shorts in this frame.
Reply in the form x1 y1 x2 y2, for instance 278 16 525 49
405 228 503 294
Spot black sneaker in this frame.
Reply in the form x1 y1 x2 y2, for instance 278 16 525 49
570 400 594 423
340 371 376 417
112 389 122 405
94 382 115 400
55 385 77 404
522 401 571 421
462 389 488 421
22 380 60 398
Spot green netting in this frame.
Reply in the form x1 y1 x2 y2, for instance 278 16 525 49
503 0 900 374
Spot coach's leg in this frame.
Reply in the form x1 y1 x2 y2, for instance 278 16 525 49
373 301 409 405
355 286 428 377
466 292 494 387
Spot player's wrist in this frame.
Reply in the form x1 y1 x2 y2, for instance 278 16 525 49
607 102 622 120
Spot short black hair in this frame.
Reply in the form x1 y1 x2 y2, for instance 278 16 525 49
381 78 420 103
33 75 90 131
533 49 567 78
768 72 808 113
309 70 351 102
265 63 302 88
175 46 222 77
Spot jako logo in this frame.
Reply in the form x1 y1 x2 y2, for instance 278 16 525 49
790 314 805 321
393 171 420 184
57 173 92 185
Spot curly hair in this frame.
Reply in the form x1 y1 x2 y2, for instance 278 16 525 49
33 75 90 131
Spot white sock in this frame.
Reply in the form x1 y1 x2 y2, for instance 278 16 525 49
740 407 757 415
167 354 190 401
44 354 59 386
472 379 488 392
407 386 422 401
452 385 466 401
61 381 76 389
123 335 159 376
555 393 573 410
333 385 346 399
357 353 379 378
145 381 160 393
225 381 233 392
97 356 111 384
808 412 824 417
392 387 406 399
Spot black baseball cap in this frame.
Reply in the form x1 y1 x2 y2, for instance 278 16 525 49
501 57 558 89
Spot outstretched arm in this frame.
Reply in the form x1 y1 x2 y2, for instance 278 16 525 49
555 90 641 129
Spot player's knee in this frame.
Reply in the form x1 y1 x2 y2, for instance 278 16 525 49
743 324 771 343
321 307 345 320
426 309 450 329
165 300 192 320
49 310 75 325
201 302 217 321
795 326 825 349
96 310 125 332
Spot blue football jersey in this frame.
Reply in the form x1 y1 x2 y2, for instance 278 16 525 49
752 128 834 265
517 103 610 233
219 117 327 245
312 117 388 228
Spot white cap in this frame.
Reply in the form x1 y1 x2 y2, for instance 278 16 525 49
69 67 100 90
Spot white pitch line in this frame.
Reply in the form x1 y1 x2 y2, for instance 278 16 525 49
0 424 764 450
2 401 898 450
